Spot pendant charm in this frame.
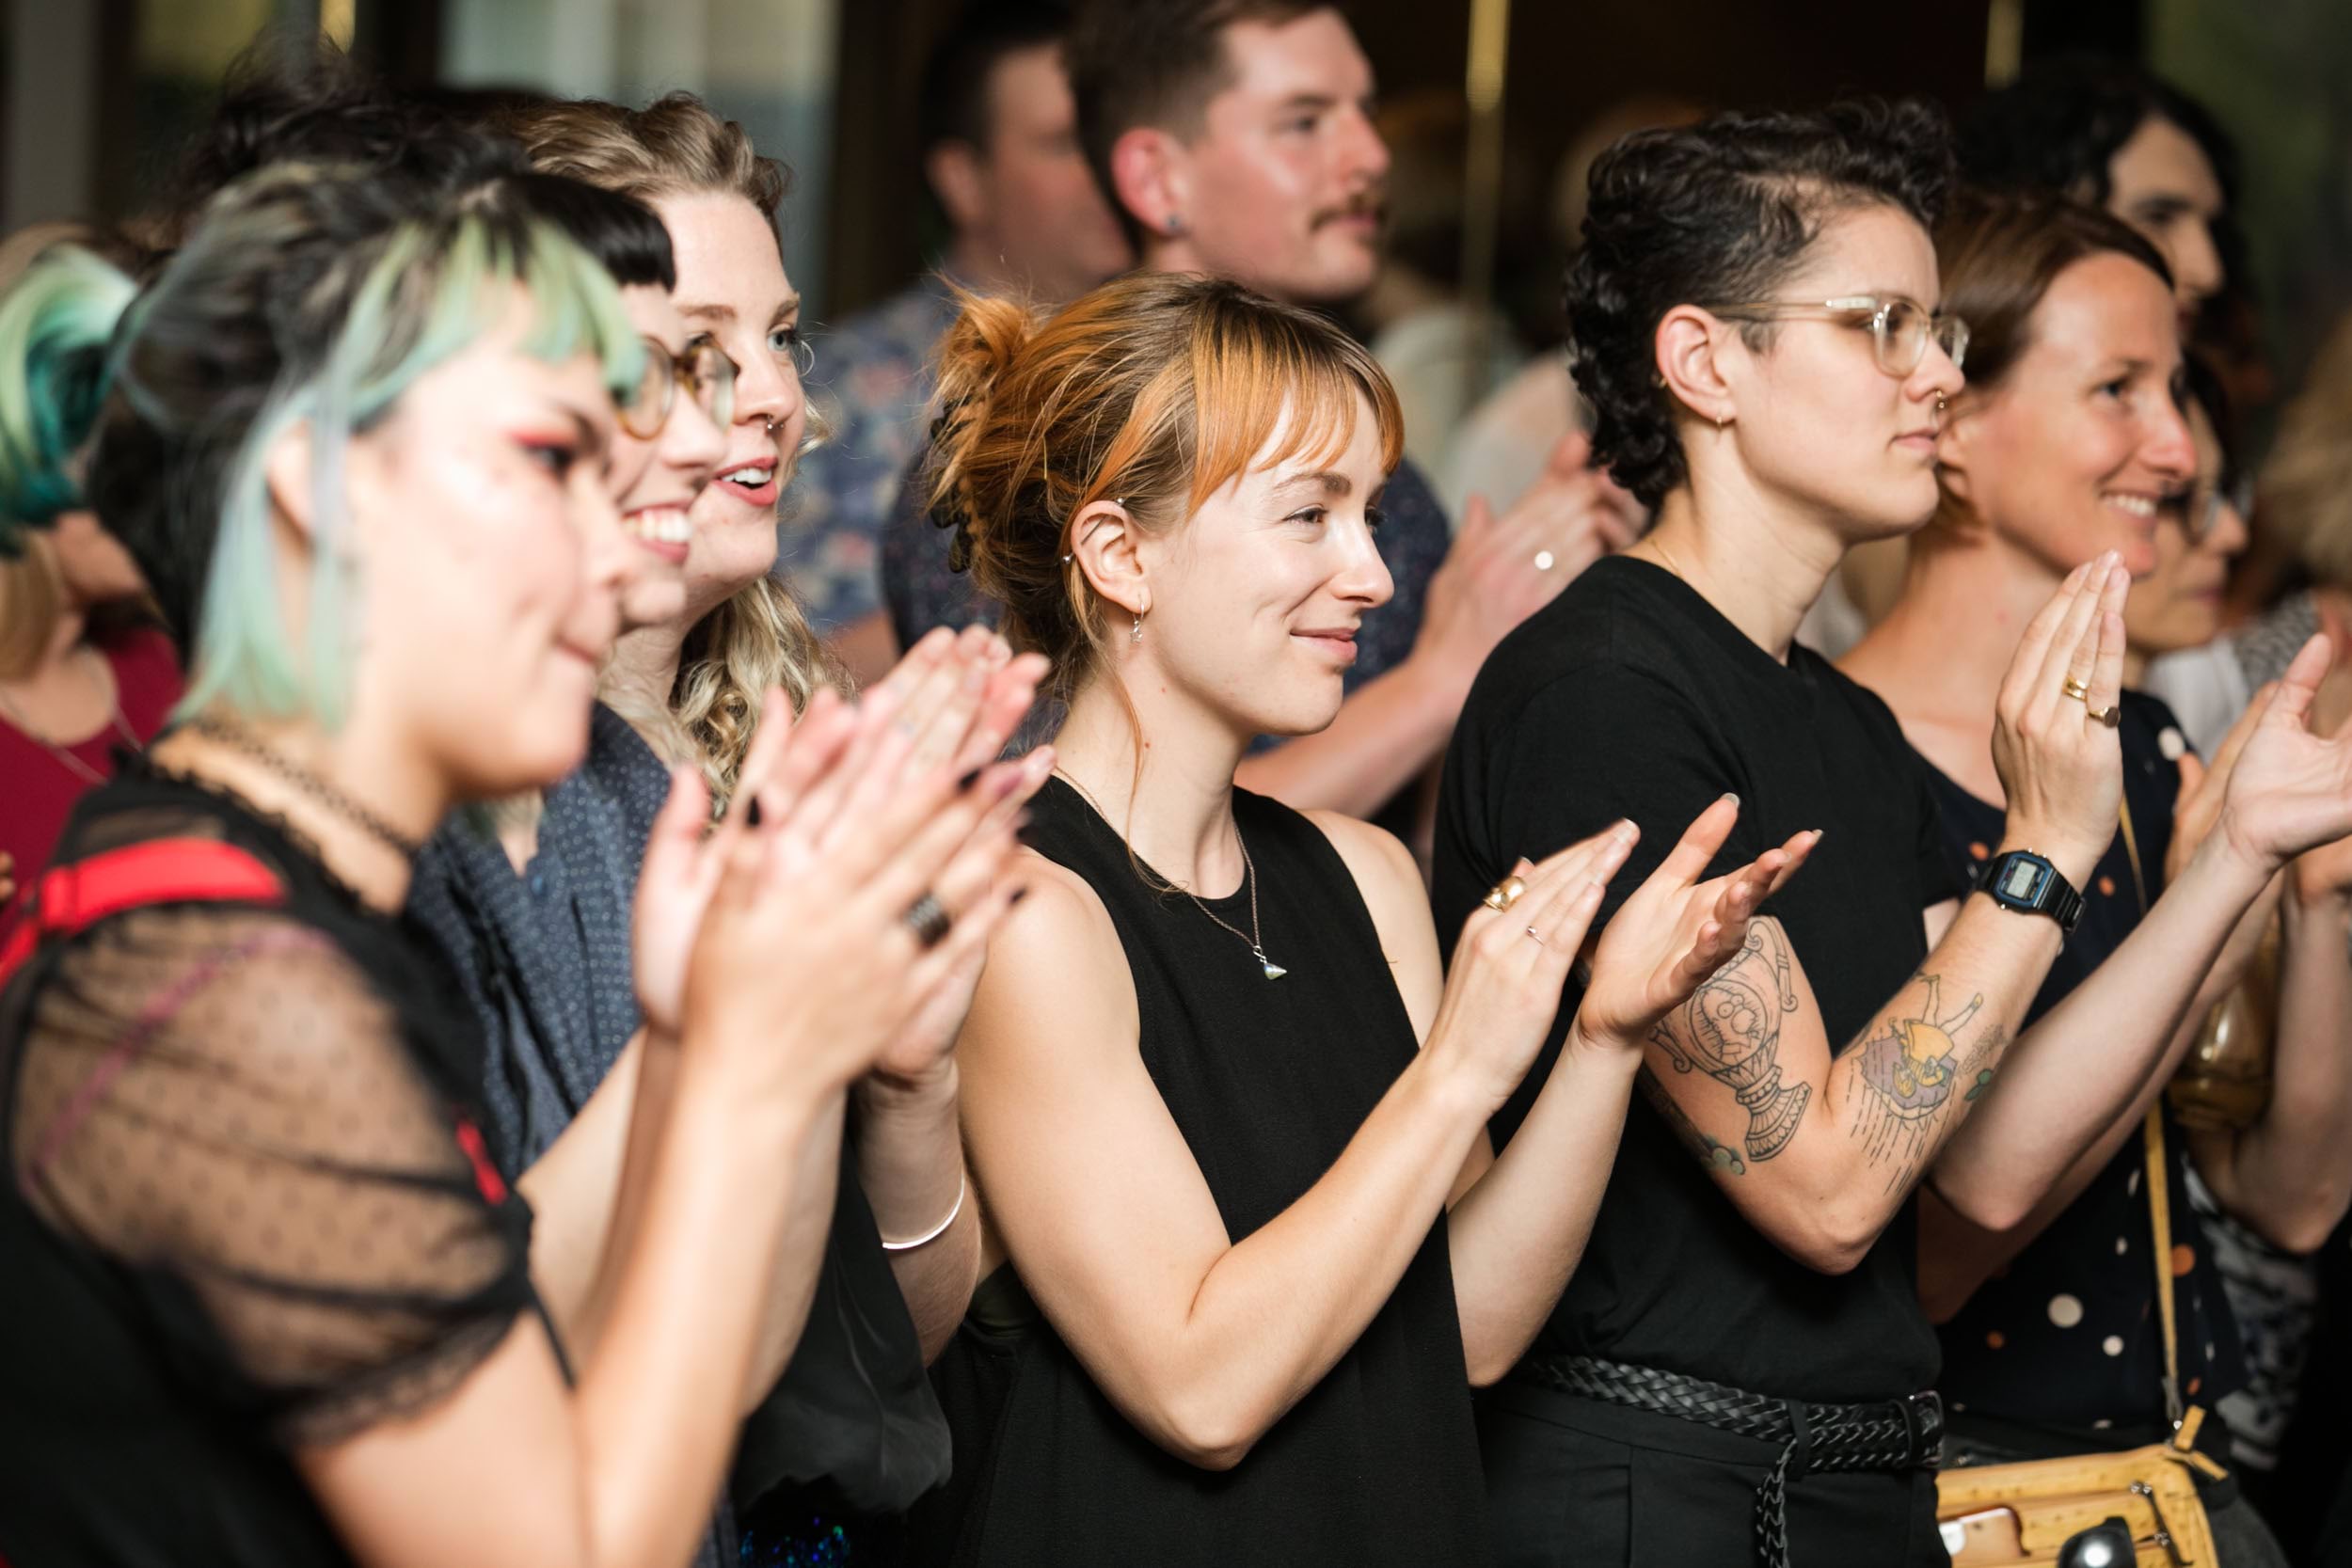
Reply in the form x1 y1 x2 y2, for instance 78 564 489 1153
1255 947 1287 981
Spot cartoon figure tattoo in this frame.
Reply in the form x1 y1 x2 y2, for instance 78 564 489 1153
1852 974 1987 1186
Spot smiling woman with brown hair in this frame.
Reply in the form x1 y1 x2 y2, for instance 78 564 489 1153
1840 187 2352 1567
910 268 1799 1565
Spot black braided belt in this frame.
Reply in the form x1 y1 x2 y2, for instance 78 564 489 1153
1517 1354 1944 1568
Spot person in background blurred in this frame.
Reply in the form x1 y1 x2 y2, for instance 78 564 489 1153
1437 95 1701 524
786 0 1130 686
1958 55 2234 338
1352 88 1527 475
1841 190 2352 1568
2129 358 2329 1526
1838 58 2256 660
0 224 181 925
884 0 1639 832
2154 309 2352 757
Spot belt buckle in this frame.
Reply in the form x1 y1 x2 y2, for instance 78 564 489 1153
1899 1390 1945 1467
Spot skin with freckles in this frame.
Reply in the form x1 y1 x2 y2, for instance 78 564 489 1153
330 306 628 802
1109 393 1393 743
652 192 810 624
607 283 728 632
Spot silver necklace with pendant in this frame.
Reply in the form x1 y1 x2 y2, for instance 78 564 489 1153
1053 768 1286 979
1180 829 1286 981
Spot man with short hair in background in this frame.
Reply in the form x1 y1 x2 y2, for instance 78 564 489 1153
883 0 1639 824
784 0 1131 685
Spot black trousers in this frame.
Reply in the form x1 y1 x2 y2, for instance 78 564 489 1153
1479 1378 1947 1568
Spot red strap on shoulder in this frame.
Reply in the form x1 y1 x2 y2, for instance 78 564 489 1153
0 839 285 991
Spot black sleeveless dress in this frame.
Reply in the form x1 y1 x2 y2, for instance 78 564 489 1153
911 778 1487 1565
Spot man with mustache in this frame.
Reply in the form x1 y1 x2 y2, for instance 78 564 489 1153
882 0 1638 824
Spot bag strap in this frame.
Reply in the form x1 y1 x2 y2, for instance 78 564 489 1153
2114 799 2187 1429
0 838 287 992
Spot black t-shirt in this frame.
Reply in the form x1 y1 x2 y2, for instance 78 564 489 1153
1433 555 1961 1403
1924 690 2247 1442
0 763 537 1567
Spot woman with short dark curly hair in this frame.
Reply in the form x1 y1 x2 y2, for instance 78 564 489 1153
1432 101 2244 1566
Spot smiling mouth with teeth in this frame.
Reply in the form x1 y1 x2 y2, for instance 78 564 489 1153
723 467 775 488
2104 494 2158 519
626 509 694 545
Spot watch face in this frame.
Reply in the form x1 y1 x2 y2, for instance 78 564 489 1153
1998 859 2047 902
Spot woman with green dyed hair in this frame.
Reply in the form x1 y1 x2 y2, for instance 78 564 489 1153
0 154 1039 1566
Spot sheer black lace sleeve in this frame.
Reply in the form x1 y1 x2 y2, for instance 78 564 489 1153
9 900 536 1448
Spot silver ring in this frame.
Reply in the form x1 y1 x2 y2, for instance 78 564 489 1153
903 892 951 948
1534 549 1556 572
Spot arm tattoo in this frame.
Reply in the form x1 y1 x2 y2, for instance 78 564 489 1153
1850 972 1996 1193
1649 923 1810 1162
1639 1065 1745 1176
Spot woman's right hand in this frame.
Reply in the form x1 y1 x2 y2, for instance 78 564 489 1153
1989 551 2131 886
1422 824 1639 1113
675 688 1040 1111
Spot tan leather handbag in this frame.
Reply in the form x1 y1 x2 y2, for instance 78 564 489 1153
1933 802 2227 1566
1933 1109 2225 1565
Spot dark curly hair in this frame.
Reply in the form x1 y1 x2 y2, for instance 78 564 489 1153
1957 55 2237 211
1565 98 1953 509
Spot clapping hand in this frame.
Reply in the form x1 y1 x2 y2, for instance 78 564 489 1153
1419 431 1644 693
1571 797 1818 1050
2208 635 2352 895
675 686 1043 1105
1989 553 2131 885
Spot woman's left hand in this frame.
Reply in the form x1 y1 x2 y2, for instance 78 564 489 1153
2217 636 2352 875
1571 797 1818 1050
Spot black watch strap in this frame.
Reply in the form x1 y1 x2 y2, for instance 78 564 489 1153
1975 849 2085 934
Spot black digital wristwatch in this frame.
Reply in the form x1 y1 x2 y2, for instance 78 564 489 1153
1974 849 2085 934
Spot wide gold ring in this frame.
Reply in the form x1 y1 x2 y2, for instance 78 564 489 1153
2060 676 2091 703
1483 875 1528 912
2084 703 2122 728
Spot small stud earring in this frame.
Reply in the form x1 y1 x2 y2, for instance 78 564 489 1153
1715 410 1729 430
1165 214 1186 238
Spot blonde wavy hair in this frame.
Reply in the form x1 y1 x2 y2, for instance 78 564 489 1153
502 93 835 810
2261 310 2352 592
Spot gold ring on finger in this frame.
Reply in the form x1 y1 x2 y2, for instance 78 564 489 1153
2084 703 2122 728
2060 676 2091 703
1483 875 1528 912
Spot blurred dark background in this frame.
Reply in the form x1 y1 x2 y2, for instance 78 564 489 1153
6 0 2346 394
